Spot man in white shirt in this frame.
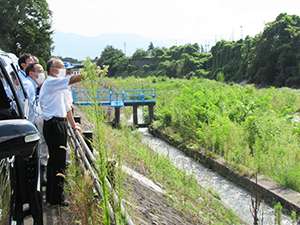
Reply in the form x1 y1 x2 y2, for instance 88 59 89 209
39 58 84 206
25 62 48 185
24 62 45 122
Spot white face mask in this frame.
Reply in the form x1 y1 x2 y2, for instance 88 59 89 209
35 72 45 85
15 84 21 92
56 68 66 78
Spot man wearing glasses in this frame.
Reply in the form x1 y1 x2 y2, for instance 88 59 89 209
39 58 84 206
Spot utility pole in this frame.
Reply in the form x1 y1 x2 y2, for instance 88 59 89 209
207 41 210 53
124 42 126 56
240 26 243 39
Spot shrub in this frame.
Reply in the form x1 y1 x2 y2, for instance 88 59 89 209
216 72 225 83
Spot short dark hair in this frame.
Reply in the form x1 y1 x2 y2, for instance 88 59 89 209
25 62 39 77
18 53 32 69
47 58 59 74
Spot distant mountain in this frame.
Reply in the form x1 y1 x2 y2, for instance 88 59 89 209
51 32 208 61
51 32 174 60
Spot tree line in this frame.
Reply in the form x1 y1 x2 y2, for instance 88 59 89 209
97 43 212 80
98 13 300 88
210 13 300 88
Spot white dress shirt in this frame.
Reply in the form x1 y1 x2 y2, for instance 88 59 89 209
18 70 27 82
21 75 36 123
63 86 73 106
39 76 71 121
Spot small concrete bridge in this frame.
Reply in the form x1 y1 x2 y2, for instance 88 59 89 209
71 88 156 127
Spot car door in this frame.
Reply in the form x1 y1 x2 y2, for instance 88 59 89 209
0 53 40 224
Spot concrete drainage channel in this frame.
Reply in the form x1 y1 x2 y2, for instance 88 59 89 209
141 126 300 224
131 108 296 224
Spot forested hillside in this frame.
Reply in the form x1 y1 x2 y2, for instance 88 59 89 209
97 13 300 88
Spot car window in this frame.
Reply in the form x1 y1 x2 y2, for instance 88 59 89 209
0 54 27 101
0 66 20 119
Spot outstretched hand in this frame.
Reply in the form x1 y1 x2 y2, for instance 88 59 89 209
98 69 109 77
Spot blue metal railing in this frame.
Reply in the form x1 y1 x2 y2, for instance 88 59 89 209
71 88 155 107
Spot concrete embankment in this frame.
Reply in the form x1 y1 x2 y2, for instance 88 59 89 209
149 127 300 216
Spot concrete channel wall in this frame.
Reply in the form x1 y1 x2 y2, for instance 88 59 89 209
149 127 300 216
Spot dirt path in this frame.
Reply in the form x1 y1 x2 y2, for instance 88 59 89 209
24 187 75 225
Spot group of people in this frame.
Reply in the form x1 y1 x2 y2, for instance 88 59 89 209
17 55 84 206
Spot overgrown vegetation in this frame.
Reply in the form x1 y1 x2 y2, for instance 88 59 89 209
97 43 211 80
66 105 245 224
0 171 10 224
107 76 300 194
97 13 300 88
64 58 245 224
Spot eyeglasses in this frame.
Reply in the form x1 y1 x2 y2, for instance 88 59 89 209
54 65 65 69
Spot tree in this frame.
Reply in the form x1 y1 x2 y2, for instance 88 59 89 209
209 38 254 82
152 48 165 57
183 43 199 55
148 42 154 56
247 13 300 87
59 57 79 64
0 0 53 61
132 48 148 60
97 45 127 77
148 42 154 51
158 60 177 77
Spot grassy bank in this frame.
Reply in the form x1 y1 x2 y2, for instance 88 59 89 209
106 76 300 194
65 59 245 224
66 105 245 224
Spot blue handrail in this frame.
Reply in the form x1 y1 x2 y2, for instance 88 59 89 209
71 88 155 107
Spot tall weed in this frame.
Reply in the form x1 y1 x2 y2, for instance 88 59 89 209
108 76 300 193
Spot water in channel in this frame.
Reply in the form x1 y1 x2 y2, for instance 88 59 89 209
132 117 293 224
138 127 294 224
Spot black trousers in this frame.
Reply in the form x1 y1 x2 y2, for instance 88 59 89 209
43 118 67 205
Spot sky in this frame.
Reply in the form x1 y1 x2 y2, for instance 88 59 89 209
47 0 300 47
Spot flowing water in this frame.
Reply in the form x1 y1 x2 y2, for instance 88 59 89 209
132 110 294 224
139 128 294 224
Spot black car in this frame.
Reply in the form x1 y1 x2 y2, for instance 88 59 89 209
0 51 42 224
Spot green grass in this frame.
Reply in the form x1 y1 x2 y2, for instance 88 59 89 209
75 104 245 224
65 63 246 224
0 169 10 225
106 76 300 193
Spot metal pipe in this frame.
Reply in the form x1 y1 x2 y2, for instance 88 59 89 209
73 128 135 225
68 127 116 223
68 130 87 173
